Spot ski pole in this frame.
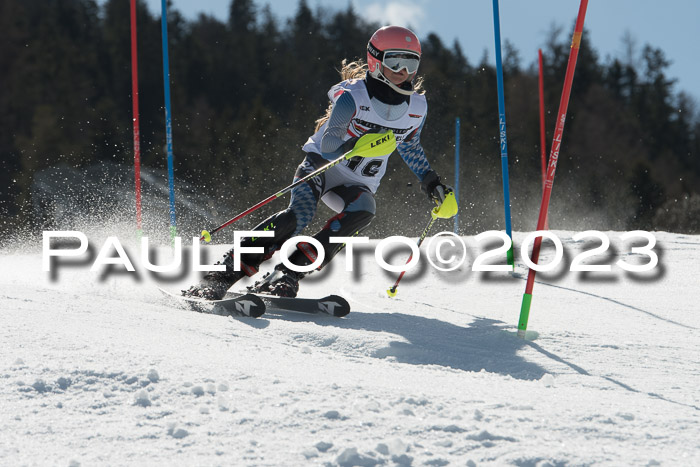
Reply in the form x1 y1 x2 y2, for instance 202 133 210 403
387 215 437 297
200 131 396 242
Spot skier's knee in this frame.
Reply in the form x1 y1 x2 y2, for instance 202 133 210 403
345 190 376 216
222 209 300 273
324 210 374 236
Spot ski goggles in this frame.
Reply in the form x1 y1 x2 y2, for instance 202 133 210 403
382 50 420 74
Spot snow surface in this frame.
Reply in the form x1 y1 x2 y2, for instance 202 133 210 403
1 230 699 466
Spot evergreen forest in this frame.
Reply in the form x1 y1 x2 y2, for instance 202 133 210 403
1 0 699 243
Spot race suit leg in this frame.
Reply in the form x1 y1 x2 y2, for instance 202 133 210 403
285 183 376 271
184 153 325 299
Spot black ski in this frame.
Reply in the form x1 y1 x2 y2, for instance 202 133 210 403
229 292 350 317
158 287 266 318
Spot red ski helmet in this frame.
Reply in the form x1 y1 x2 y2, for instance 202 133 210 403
367 26 421 95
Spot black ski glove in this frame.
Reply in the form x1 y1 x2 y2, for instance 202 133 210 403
420 170 451 203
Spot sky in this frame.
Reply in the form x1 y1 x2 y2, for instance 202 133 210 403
133 0 700 105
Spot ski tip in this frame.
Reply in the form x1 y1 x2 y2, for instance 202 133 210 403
321 295 351 317
247 307 266 319
237 294 266 318
201 230 212 243
386 287 397 298
213 294 266 318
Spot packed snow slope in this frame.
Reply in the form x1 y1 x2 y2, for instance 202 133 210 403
1 230 699 466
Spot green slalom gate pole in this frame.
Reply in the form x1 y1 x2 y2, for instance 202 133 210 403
518 0 588 338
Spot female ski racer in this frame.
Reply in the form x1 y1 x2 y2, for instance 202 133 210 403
184 25 457 300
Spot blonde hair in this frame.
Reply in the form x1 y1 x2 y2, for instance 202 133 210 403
314 59 424 132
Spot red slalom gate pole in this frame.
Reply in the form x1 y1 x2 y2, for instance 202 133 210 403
538 49 546 193
538 48 549 230
518 0 588 338
130 0 143 235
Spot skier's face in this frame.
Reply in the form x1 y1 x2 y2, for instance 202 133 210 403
383 67 410 85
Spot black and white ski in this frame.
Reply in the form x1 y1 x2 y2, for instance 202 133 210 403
229 292 350 317
158 287 266 318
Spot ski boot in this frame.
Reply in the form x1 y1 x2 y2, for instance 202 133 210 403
248 265 301 298
182 269 246 300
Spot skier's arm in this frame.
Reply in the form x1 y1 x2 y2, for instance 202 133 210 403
319 92 358 159
396 118 433 181
398 119 453 207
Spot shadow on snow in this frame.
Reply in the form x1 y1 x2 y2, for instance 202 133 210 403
264 308 547 381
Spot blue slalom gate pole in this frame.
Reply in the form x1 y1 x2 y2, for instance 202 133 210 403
454 117 460 234
161 0 177 241
492 0 514 267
